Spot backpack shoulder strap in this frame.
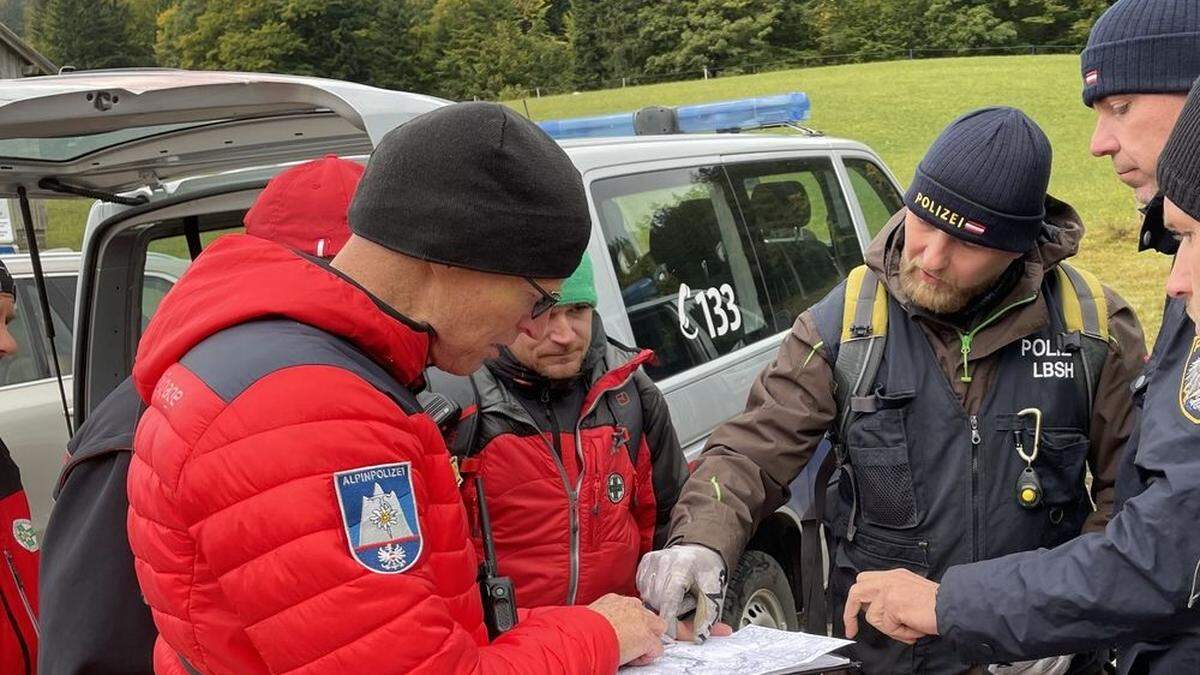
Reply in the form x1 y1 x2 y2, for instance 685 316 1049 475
1055 262 1109 341
831 265 889 457
1054 262 1109 416
799 266 887 635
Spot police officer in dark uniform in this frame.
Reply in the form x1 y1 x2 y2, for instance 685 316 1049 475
640 105 1148 675
843 3 1200 671
845 72 1200 675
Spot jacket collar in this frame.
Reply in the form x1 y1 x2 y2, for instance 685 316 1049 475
134 234 431 402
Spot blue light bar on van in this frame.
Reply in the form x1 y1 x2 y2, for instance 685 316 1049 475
537 92 811 140
538 111 636 140
677 92 810 133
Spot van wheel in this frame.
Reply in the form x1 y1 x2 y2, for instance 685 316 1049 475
722 549 798 630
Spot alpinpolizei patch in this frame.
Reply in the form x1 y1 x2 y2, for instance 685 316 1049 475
333 462 423 574
1180 337 1200 425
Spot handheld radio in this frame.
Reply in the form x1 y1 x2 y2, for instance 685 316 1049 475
475 475 518 639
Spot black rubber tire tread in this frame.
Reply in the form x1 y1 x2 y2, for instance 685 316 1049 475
722 549 799 630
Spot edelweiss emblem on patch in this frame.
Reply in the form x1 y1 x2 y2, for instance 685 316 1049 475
1180 337 1200 424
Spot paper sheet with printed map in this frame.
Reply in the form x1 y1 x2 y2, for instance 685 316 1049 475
620 625 854 675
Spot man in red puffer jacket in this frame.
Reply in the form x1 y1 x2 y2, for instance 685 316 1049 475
0 259 39 675
448 254 688 608
38 154 363 675
126 103 667 675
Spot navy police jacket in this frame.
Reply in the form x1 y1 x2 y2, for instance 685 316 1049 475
937 297 1200 674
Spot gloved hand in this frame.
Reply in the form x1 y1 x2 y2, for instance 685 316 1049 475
988 655 1073 675
636 544 726 643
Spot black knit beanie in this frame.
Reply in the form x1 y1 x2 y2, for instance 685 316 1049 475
1158 76 1200 222
0 259 12 297
348 102 590 279
1081 0 1200 107
904 107 1052 253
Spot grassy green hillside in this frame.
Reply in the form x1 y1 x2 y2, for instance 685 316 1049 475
507 54 1173 341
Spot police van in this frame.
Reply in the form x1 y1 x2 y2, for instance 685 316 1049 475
0 69 903 631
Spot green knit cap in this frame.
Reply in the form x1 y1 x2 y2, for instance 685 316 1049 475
557 253 597 307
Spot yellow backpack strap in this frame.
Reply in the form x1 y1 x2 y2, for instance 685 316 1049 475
833 265 888 456
841 265 888 342
1055 262 1109 341
1054 262 1110 417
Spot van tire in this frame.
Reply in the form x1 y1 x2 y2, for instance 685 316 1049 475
722 549 798 630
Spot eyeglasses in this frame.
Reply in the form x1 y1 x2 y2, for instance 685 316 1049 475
525 278 561 319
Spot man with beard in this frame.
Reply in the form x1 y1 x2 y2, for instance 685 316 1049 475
841 1 1200 672
637 106 1148 674
448 254 690 609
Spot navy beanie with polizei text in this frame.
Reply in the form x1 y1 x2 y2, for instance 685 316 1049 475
904 107 1052 254
1082 0 1200 107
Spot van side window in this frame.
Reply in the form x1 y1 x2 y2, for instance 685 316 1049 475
845 157 904 239
138 230 239 338
0 281 49 386
42 275 77 375
593 166 772 381
726 158 862 331
141 276 174 333
0 275 75 386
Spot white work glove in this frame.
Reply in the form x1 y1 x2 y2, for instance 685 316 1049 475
636 544 726 643
988 656 1073 675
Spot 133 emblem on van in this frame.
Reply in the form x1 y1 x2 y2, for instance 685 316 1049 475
678 283 742 340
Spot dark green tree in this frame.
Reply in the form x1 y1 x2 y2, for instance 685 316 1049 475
1065 0 1117 44
359 0 433 93
639 0 780 75
807 0 930 59
29 0 153 69
156 0 419 87
545 0 569 34
568 0 605 87
767 0 819 58
429 0 570 99
568 0 649 89
0 0 26 34
922 0 1017 50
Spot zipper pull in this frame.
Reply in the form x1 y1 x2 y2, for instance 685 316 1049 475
970 415 981 445
959 333 974 383
540 388 550 405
